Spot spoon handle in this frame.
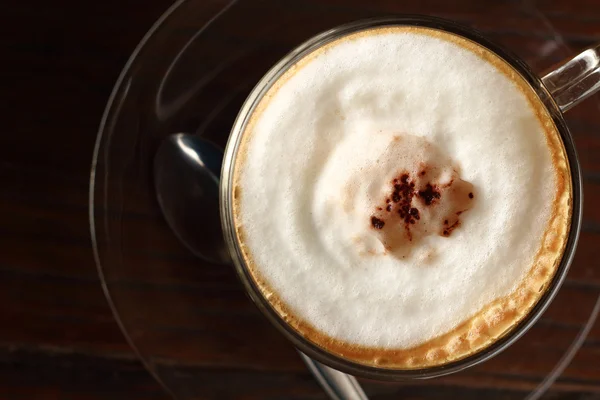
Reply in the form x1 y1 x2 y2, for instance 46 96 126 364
298 352 369 400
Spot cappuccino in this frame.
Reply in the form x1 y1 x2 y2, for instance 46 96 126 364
232 26 571 368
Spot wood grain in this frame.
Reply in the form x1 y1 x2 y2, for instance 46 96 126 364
2 0 600 399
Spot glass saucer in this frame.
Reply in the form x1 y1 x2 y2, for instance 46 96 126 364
90 0 600 398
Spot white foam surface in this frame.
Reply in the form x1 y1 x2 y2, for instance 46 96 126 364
235 28 556 349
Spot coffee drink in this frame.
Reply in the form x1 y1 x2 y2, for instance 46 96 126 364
231 26 572 369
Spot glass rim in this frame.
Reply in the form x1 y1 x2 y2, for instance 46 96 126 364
219 15 584 380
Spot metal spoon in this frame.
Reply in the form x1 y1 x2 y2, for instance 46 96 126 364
154 133 368 400
154 133 231 264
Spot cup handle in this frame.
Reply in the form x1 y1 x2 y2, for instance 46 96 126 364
542 44 600 112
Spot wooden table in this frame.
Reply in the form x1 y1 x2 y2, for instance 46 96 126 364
2 0 600 399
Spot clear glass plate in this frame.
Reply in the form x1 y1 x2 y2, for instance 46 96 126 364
90 0 600 398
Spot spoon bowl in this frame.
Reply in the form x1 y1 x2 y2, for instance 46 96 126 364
153 133 231 264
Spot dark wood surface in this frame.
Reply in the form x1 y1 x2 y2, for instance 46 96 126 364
2 0 600 399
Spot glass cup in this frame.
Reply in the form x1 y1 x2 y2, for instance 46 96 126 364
219 16 597 380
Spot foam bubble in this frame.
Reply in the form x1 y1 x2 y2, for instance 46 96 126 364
233 27 566 364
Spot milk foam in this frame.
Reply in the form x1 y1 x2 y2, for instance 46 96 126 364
235 28 557 350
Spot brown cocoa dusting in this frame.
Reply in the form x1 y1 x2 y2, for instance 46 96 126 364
418 184 441 206
442 220 461 237
371 216 385 230
367 147 476 259
442 178 455 188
